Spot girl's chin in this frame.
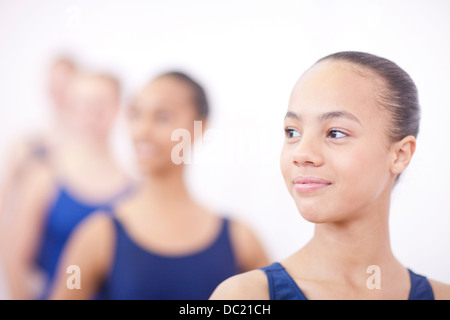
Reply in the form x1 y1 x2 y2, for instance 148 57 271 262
137 161 182 176
298 206 352 224
299 212 331 224
296 204 341 224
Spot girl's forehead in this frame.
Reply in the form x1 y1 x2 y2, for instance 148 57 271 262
70 74 112 91
134 78 195 110
288 61 382 118
144 76 193 96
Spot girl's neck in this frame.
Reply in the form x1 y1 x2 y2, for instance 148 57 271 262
137 166 192 210
64 134 111 158
57 135 118 177
299 192 402 282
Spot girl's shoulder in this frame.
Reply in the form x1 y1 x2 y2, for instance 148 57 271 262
209 268 270 300
429 279 450 300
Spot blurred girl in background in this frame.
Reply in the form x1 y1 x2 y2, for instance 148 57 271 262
0 56 76 299
0 56 76 222
3 70 132 299
50 71 269 299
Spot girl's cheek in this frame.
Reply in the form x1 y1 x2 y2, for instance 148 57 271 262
334 143 389 191
280 146 293 180
335 151 365 174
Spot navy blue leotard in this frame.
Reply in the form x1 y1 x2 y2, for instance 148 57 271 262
96 215 240 300
260 262 434 300
35 182 132 298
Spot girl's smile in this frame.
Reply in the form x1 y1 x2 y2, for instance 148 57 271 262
292 176 332 193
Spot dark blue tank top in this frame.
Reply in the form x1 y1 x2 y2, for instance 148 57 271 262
97 215 240 300
261 262 435 300
35 182 133 298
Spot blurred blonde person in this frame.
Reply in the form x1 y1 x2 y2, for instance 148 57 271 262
0 56 76 299
3 71 132 299
0 57 76 223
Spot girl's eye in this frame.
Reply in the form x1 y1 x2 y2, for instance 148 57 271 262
284 128 301 139
155 111 171 123
327 129 348 139
128 107 140 120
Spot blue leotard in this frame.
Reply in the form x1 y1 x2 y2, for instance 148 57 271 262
260 262 434 300
96 215 240 300
35 182 133 298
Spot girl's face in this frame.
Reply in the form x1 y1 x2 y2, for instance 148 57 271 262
280 61 399 223
66 75 119 142
48 61 76 109
127 76 199 175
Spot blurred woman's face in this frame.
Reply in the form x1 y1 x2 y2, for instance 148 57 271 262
48 60 76 108
280 61 397 224
127 76 199 175
66 75 120 142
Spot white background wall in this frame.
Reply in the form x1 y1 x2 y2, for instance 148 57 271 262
0 0 449 293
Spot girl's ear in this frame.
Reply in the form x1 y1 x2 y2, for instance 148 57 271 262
390 135 416 176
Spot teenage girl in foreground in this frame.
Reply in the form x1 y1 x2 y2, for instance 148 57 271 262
50 71 269 299
211 51 450 300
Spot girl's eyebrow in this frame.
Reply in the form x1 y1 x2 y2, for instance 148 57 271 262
285 111 300 120
319 111 362 125
285 110 362 126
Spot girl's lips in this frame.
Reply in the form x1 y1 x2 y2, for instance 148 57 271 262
292 176 332 193
135 141 157 158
